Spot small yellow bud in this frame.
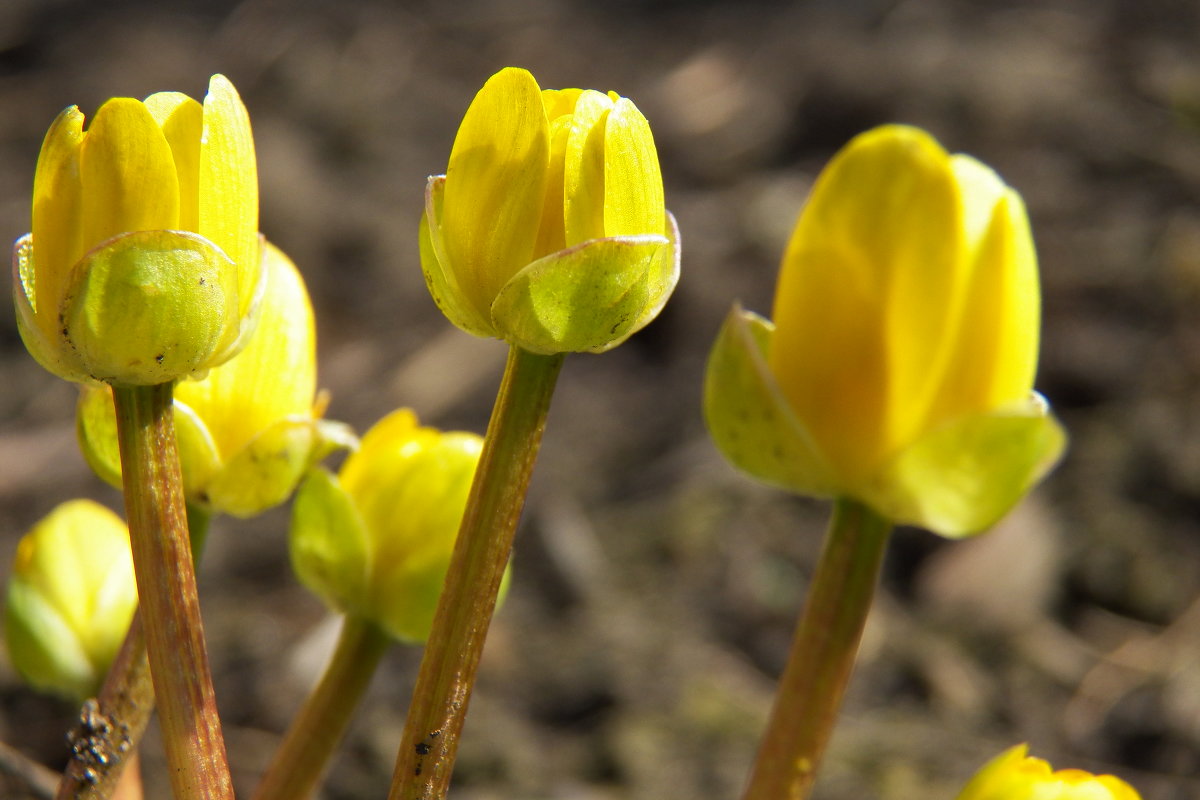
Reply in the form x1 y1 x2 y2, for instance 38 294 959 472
76 241 355 517
705 125 1065 537
289 409 490 643
5 500 137 701
421 67 680 354
956 744 1141 800
13 74 263 385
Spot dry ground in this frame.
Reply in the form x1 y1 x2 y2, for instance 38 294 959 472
0 1 1198 798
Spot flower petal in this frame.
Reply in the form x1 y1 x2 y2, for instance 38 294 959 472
31 106 85 323
932 163 1040 416
562 90 614 245
602 97 665 238
144 91 204 233
79 98 179 250
199 74 259 318
442 67 549 315
175 240 315 459
768 125 963 482
420 176 496 338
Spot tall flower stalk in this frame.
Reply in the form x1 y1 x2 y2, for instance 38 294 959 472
388 346 562 799
112 384 231 800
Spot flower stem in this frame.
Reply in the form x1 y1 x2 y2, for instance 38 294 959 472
56 507 212 800
110 384 231 800
387 345 564 800
740 498 892 800
251 616 390 800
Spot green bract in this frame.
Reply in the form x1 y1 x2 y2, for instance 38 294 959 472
420 67 680 354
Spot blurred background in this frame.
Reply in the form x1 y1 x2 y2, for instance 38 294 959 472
1 0 1199 797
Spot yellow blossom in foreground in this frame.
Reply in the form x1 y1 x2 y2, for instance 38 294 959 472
5 500 137 700
956 744 1141 800
705 125 1065 536
77 241 354 517
14 74 262 385
290 409 492 643
421 66 679 354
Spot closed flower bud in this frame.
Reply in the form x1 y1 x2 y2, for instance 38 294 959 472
5 500 137 701
421 67 679 354
13 74 263 385
289 409 489 643
77 241 355 518
957 744 1140 800
705 125 1065 537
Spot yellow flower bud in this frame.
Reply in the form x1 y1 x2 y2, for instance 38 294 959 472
957 744 1141 800
705 125 1065 537
76 241 355 517
5 500 137 701
13 74 264 385
421 67 680 354
290 409 491 643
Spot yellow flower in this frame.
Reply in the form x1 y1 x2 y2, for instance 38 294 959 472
421 67 679 354
957 744 1141 800
13 74 263 385
5 500 137 701
290 409 491 643
705 125 1065 536
76 241 355 518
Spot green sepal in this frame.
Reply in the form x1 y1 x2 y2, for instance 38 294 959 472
864 393 1067 538
60 229 239 385
289 467 371 617
497 209 681 355
203 417 356 518
488 234 664 354
420 175 495 339
703 305 838 496
13 234 91 383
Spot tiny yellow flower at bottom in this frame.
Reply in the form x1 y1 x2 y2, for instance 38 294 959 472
956 745 1141 800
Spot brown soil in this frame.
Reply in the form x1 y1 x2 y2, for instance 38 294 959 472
0 1 1198 798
